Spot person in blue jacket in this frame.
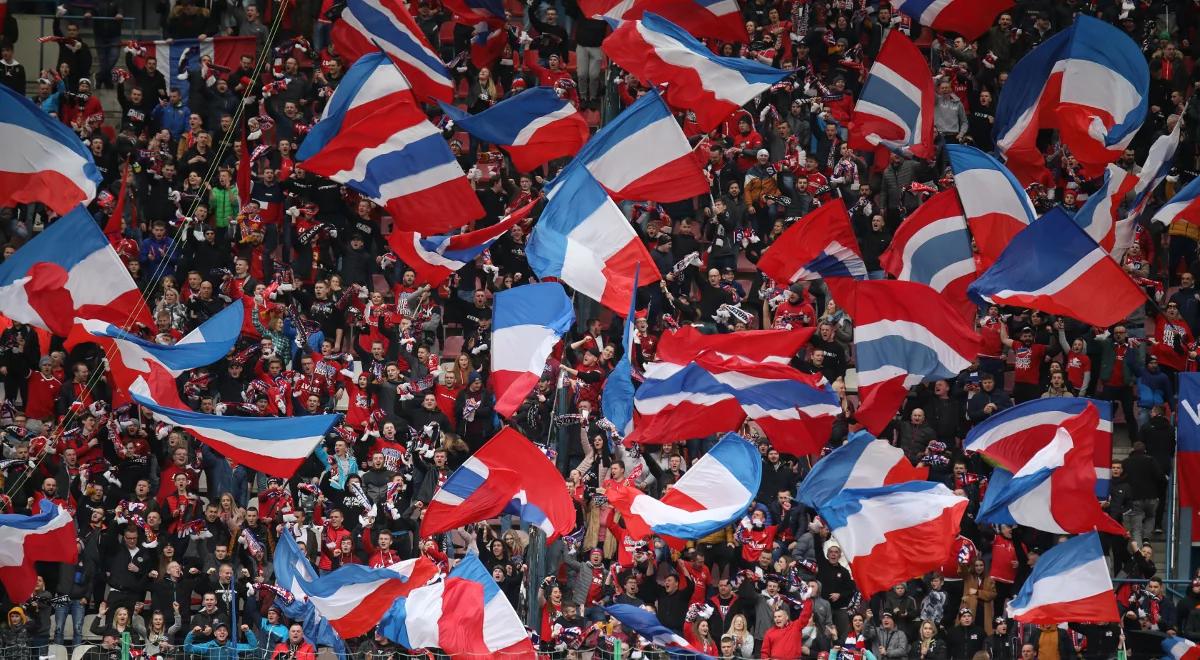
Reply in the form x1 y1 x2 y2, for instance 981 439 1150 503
183 621 258 659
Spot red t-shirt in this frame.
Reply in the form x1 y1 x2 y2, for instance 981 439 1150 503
1011 341 1046 385
1066 351 1090 390
990 536 1017 584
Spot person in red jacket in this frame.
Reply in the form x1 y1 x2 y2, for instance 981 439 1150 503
316 508 352 571
271 623 316 660
24 357 62 421
760 597 814 659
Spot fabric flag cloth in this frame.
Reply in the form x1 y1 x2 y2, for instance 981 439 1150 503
602 266 640 436
964 397 1114 498
976 403 1126 535
1129 109 1183 221
1006 532 1119 624
441 0 506 25
630 354 839 454
563 89 709 203
757 200 867 283
130 390 340 479
581 0 747 42
796 429 929 509
297 52 482 233
848 31 934 160
0 84 102 215
602 13 790 131
527 166 660 313
994 15 1148 184
605 433 761 546
380 554 536 658
825 278 978 435
134 36 257 107
388 198 537 287
603 604 716 658
819 482 968 597
490 282 575 417
880 189 977 323
1151 172 1200 230
0 500 77 602
1164 636 1200 660
302 559 440 639
332 0 454 102
1175 374 1200 541
271 533 347 653
438 88 588 172
0 206 153 334
889 0 1013 40
1073 163 1138 258
654 326 815 366
967 207 1145 328
422 428 575 539
946 144 1037 265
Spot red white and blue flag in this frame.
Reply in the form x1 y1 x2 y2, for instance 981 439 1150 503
564 89 708 202
602 13 791 131
490 283 575 417
1130 110 1183 220
796 430 929 509
977 403 1126 535
271 534 350 653
527 166 660 312
889 0 1013 40
964 397 1114 498
0 85 101 216
438 88 589 172
1073 163 1138 257
994 16 1148 184
947 144 1037 265
0 206 152 335
380 554 536 657
0 500 77 603
849 31 934 160
1007 532 1118 624
581 0 747 43
297 52 482 234
757 200 868 283
606 433 760 544
968 207 1145 328
422 428 575 539
604 604 719 657
301 558 440 639
880 190 977 323
825 278 978 435
1152 173 1200 229
820 481 968 596
1175 375 1200 541
135 36 257 103
601 266 640 436
441 0 506 25
1165 637 1200 660
388 199 537 287
332 0 454 102
654 326 814 366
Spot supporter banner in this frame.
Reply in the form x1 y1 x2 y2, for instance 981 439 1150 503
134 36 257 100
1176 374 1200 541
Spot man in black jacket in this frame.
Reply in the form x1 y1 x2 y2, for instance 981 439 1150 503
649 571 695 634
1121 441 1166 545
106 526 151 614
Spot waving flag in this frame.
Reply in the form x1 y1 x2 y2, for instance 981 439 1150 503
1130 110 1183 217
947 144 1036 265
602 267 640 436
1152 173 1200 230
757 200 867 283
880 190 976 323
604 604 717 657
422 428 575 539
582 0 746 42
332 0 454 102
1165 636 1200 660
297 52 482 233
796 430 929 509
994 16 1148 184
1007 532 1118 624
0 500 77 603
820 482 967 596
0 85 102 215
389 199 536 287
0 206 153 335
655 326 815 365
527 166 660 312
603 13 791 131
438 88 588 172
303 560 440 638
964 397 1113 497
130 390 340 479
826 278 978 435
631 355 839 453
889 0 1013 40
849 31 934 160
272 534 348 654
491 283 575 417
133 36 257 102
1074 163 1138 256
1175 375 1200 542
968 207 1145 328
606 433 760 545
380 554 535 657
977 404 1126 535
565 89 709 202
441 0 505 24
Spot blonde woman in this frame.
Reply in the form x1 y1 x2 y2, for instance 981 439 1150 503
726 613 755 658
144 605 181 657
90 603 145 647
912 620 947 660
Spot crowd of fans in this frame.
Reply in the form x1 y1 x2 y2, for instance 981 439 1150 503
0 0 1198 658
